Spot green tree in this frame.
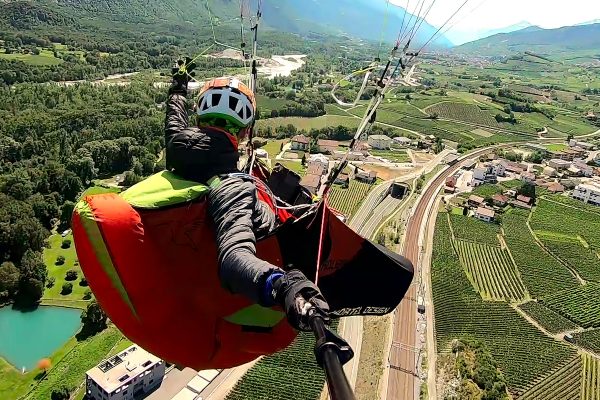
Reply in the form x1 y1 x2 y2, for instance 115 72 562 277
59 201 75 231
65 270 78 281
61 282 73 295
80 300 108 337
61 239 72 249
50 385 70 400
56 255 66 266
0 262 20 300
518 182 536 202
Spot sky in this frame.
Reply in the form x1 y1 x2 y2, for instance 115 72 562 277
389 0 600 44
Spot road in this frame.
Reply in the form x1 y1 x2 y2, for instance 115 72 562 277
385 147 500 400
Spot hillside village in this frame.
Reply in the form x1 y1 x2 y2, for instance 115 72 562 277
443 139 600 224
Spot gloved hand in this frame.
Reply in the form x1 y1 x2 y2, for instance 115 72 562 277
169 57 197 95
271 269 330 331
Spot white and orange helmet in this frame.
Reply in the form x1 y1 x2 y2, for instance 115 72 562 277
197 77 257 137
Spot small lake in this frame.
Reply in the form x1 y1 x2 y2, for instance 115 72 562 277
0 306 81 371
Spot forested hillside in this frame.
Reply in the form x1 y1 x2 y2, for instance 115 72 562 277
0 81 165 306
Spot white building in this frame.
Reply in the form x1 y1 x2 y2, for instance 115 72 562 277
572 181 600 206
86 345 165 400
548 159 572 171
569 139 596 151
368 135 392 150
308 154 329 170
475 207 495 223
489 160 507 177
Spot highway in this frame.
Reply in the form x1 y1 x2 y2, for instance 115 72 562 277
385 147 500 400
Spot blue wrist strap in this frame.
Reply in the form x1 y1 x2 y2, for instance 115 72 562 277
263 272 284 307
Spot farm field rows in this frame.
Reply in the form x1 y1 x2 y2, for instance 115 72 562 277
449 213 501 247
502 210 580 297
540 237 600 282
542 283 600 329
328 180 375 218
517 355 582 400
582 354 600 400
432 213 575 395
574 330 600 355
454 239 526 301
425 101 500 127
518 301 579 334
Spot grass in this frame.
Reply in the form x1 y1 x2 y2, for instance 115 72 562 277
369 149 411 163
81 185 120 197
545 144 569 152
277 160 306 176
256 115 360 131
355 315 392 400
262 139 287 159
42 234 89 302
24 327 122 400
473 183 503 199
0 49 63 66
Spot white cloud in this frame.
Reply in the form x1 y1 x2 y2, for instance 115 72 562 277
389 0 600 43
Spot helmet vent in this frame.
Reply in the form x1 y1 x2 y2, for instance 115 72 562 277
229 97 239 111
212 93 222 105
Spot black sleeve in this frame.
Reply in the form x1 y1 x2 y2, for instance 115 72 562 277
165 93 189 146
208 177 281 305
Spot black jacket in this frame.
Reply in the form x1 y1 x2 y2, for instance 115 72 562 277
165 93 281 305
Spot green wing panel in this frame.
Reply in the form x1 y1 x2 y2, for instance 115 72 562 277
121 171 209 209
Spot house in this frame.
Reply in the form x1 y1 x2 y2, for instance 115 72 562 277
291 134 310 151
549 149 584 162
511 200 533 210
475 207 495 223
368 135 392 150
520 171 536 184
86 345 165 400
492 194 509 207
393 137 412 147
308 154 329 170
489 160 507 177
335 173 350 186
504 189 517 197
355 142 371 154
332 151 364 161
444 153 460 166
355 169 378 184
255 149 268 159
548 182 565 193
306 163 326 176
570 139 596 151
468 195 485 207
318 139 340 154
572 181 600 206
573 159 594 177
586 111 598 121
548 159 572 171
445 176 457 188
543 166 557 177
300 174 322 195
517 195 532 205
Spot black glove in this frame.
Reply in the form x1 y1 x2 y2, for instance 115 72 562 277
272 269 330 331
169 57 197 95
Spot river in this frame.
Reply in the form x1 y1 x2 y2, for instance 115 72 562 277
0 306 81 371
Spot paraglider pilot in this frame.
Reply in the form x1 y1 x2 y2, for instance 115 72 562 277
164 59 329 331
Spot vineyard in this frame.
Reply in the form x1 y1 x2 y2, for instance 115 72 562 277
530 199 600 248
574 330 600 355
539 237 600 282
226 326 336 400
502 210 580 297
449 214 501 247
518 301 579 334
432 213 575 394
328 180 374 218
542 283 600 328
517 355 582 400
425 102 500 127
544 194 600 216
582 354 600 400
454 239 526 301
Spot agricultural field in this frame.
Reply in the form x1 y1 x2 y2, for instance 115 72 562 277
0 48 63 66
582 354 600 400
369 149 411 163
518 301 579 334
539 237 600 282
472 183 503 199
431 213 575 395
42 233 89 303
542 283 600 329
454 240 526 301
226 327 335 400
328 180 374 218
448 214 500 247
502 210 580 297
517 355 582 400
573 330 600 355
544 194 600 215
256 115 360 131
531 199 600 249
425 102 500 128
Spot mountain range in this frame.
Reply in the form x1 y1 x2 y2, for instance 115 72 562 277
455 23 600 55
